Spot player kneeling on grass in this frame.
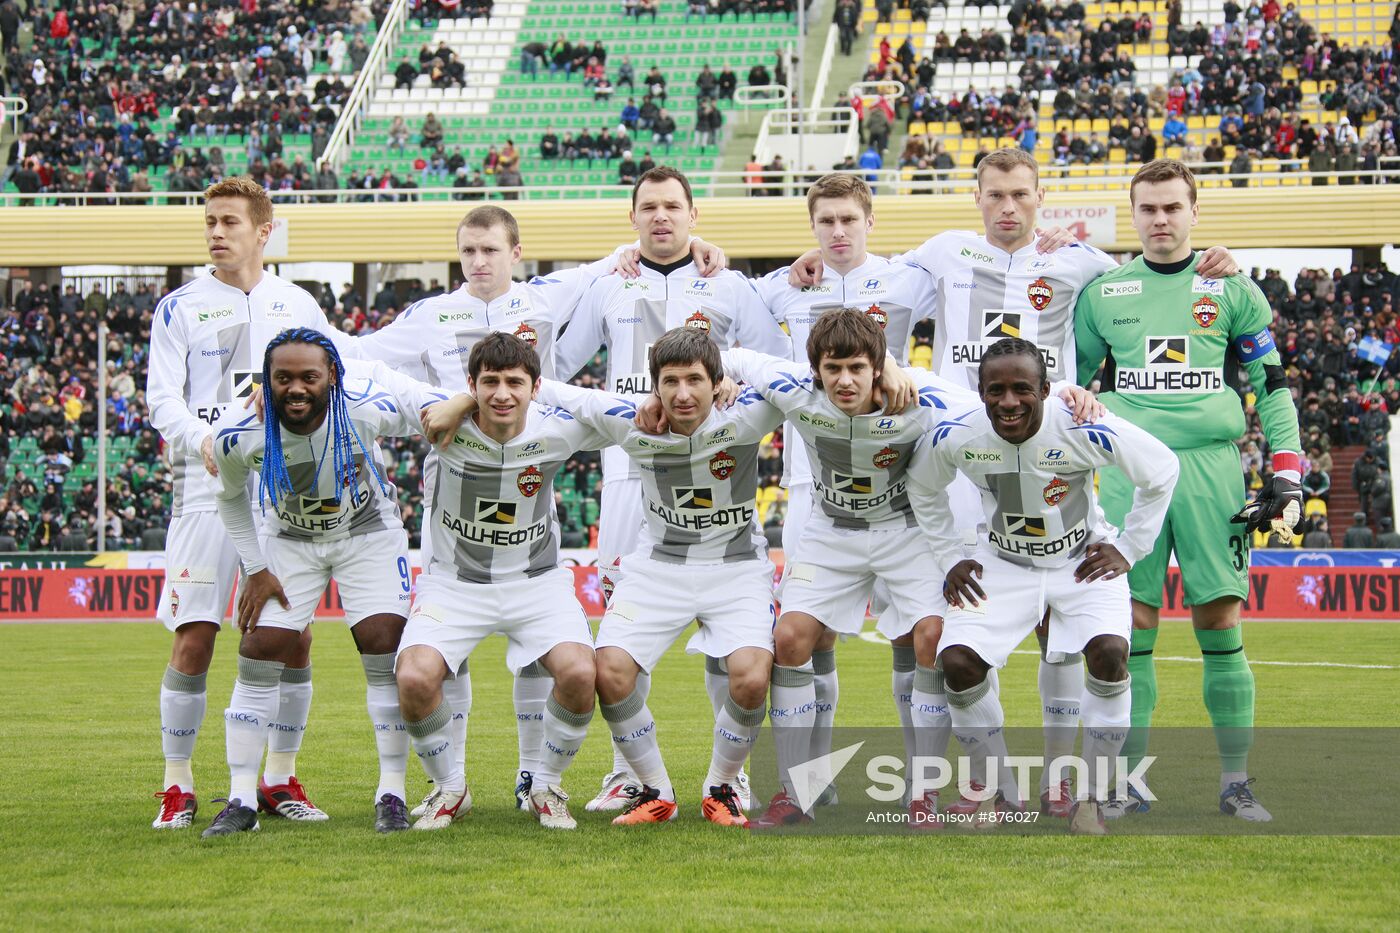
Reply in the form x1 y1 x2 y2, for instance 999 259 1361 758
535 327 784 828
394 334 607 832
204 328 472 837
907 338 1179 834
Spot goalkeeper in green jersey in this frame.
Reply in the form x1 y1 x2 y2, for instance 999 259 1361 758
1074 159 1302 823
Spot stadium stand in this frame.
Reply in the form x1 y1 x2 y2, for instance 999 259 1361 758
857 0 1400 190
1 0 384 200
339 0 800 197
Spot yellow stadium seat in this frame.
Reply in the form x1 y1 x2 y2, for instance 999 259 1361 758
1305 498 1328 519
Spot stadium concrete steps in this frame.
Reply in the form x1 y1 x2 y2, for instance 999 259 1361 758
1326 445 1367 544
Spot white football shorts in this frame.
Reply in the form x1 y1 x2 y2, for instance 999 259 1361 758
937 548 1131 669
158 511 241 632
398 566 593 676
249 527 413 632
780 523 947 640
596 553 777 672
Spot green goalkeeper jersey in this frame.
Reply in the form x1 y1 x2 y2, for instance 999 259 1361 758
1074 253 1301 454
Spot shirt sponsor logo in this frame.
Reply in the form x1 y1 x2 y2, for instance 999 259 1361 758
674 486 714 510
706 426 735 446
438 311 473 324
1039 448 1070 468
1112 317 1141 326
1027 258 1054 272
1043 476 1070 506
951 281 977 289
476 500 516 525
833 473 874 494
1191 295 1219 329
709 450 736 480
201 347 231 357
963 448 1003 464
518 440 544 456
870 416 901 437
615 372 651 394
517 465 543 498
231 370 260 399
959 247 996 265
1147 336 1189 366
873 446 899 469
815 476 905 512
453 435 493 453
440 507 548 548
513 321 538 347
798 411 840 431
989 521 1087 558
1114 368 1224 393
863 279 881 290
622 280 651 291
264 301 291 320
953 340 1059 371
685 310 712 332
864 303 888 329
276 483 370 533
509 297 524 309
983 310 1021 340
1027 277 1053 312
1191 275 1225 296
198 307 235 323
800 284 832 294
648 499 753 530
690 279 709 291
1101 281 1143 298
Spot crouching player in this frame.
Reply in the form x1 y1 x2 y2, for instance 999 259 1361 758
907 338 1178 834
203 328 471 836
538 327 784 827
395 334 607 831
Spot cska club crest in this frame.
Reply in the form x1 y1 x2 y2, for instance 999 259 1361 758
513 321 538 347
709 449 736 480
872 446 899 469
1027 277 1053 312
685 310 712 332
1191 295 1219 328
169 590 180 618
865 303 889 329
1043 476 1070 506
516 465 543 498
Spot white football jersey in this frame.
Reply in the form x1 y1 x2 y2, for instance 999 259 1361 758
539 379 785 565
212 371 445 572
901 231 1117 388
907 398 1178 576
354 255 615 388
553 260 792 485
146 271 341 517
722 347 976 531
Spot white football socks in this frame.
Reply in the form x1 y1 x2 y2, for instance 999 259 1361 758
535 695 593 788
406 701 463 796
226 657 283 806
160 665 206 792
600 683 672 800
264 664 312 786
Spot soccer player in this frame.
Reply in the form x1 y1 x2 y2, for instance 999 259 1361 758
1075 159 1303 821
146 177 349 830
394 334 607 832
201 328 468 836
353 205 723 815
907 338 1179 834
788 148 1237 814
752 174 933 799
540 327 784 827
553 167 791 811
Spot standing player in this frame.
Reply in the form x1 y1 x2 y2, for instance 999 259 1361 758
1075 159 1302 820
146 178 348 830
394 334 608 832
788 149 1237 814
540 328 784 827
907 339 1179 833
353 206 723 814
201 328 468 836
553 167 792 811
753 174 932 797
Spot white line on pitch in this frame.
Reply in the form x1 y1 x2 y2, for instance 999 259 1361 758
854 631 1399 670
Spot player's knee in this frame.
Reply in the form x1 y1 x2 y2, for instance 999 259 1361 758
594 648 639 704
352 613 407 656
394 651 444 706
1083 634 1128 682
726 658 772 708
912 616 943 663
169 621 218 673
815 627 839 652
551 652 597 701
938 645 987 692
773 612 821 663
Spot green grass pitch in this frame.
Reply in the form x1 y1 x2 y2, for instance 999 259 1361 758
3 620 1398 930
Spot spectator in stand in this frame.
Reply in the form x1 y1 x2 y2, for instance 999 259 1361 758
1302 461 1330 503
1301 517 1332 548
1163 113 1188 146
695 99 723 150
388 115 410 155
696 64 719 100
621 97 640 131
618 150 639 185
616 55 636 92
420 112 444 150
718 65 738 103
521 40 547 78
1377 517 1400 548
1343 511 1376 548
651 108 677 153
395 59 418 90
540 126 560 160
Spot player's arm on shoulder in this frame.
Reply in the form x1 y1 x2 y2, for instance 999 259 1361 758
212 431 267 575
552 280 609 382
1073 285 1110 387
146 296 213 457
720 346 798 395
1085 414 1179 565
733 273 794 357
905 421 966 576
536 379 638 440
353 298 426 365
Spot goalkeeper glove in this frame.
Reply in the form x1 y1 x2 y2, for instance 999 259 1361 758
1232 452 1303 540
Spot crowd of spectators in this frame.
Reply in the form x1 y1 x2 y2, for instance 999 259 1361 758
1244 262 1399 545
1 0 384 201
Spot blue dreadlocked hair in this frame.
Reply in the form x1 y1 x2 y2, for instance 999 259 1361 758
258 327 389 512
